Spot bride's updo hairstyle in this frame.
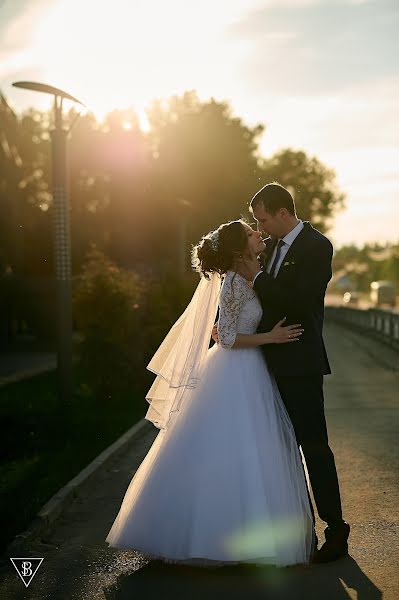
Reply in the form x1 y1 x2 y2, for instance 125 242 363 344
191 219 249 279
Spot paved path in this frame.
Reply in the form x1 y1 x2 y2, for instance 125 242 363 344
0 351 56 385
0 323 398 599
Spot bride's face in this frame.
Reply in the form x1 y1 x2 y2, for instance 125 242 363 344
243 223 266 256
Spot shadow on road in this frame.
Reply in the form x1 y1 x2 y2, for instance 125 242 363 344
103 555 382 600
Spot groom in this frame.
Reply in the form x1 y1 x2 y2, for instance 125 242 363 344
240 182 349 563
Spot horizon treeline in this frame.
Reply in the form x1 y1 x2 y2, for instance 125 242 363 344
1 89 347 279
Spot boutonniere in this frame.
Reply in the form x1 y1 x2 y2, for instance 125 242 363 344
283 260 296 267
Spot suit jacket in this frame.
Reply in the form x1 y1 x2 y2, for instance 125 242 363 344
253 221 332 377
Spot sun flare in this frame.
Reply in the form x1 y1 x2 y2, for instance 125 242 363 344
24 0 248 125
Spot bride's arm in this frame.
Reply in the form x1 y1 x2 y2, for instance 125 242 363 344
217 275 303 349
232 320 303 348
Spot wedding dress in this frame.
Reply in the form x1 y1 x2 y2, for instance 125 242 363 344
105 270 314 567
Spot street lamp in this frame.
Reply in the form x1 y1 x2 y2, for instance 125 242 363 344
12 81 85 405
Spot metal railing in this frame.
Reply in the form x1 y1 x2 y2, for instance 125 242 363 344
325 306 399 353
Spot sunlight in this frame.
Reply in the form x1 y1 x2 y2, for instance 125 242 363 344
224 515 308 560
25 0 252 127
4 0 398 247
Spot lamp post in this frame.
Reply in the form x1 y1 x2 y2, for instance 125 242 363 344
12 81 85 405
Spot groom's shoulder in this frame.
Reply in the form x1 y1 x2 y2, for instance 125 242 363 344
302 221 333 252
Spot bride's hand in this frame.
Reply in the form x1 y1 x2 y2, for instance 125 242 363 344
211 322 219 344
269 318 304 344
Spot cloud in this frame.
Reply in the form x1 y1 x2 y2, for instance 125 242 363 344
227 0 399 94
298 76 399 152
0 0 52 74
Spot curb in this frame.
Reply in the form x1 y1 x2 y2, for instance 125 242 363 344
5 417 151 555
0 364 56 387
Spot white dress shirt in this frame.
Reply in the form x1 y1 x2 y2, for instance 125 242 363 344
253 220 304 283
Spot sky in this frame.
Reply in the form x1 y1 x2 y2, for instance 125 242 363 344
1 0 398 248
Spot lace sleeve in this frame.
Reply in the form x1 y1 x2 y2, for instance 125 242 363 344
218 273 248 349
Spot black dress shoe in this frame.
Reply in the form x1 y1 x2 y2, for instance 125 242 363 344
312 521 350 564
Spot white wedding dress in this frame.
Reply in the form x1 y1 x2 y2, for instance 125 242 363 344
105 271 314 567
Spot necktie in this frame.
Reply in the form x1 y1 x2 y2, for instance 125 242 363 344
269 239 286 278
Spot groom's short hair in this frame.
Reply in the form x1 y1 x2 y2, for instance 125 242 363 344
250 182 296 216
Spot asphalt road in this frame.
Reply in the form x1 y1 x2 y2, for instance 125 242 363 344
0 322 398 600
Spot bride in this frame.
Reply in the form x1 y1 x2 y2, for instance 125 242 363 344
105 219 315 567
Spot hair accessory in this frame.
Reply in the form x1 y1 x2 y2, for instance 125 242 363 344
209 231 219 251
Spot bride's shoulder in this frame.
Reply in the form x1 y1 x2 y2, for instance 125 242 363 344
224 270 250 283
222 271 252 295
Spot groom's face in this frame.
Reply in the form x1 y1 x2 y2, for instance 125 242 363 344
252 204 285 239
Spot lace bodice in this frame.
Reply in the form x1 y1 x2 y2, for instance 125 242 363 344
218 271 263 349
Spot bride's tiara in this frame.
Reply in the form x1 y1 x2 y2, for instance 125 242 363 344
209 231 219 251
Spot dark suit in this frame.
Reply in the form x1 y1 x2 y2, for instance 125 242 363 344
253 221 343 527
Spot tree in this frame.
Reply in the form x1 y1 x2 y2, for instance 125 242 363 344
260 149 345 233
1 90 347 277
145 91 265 264
0 99 53 277
0 87 351 346
332 243 399 292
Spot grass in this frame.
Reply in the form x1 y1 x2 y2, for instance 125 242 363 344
0 364 148 554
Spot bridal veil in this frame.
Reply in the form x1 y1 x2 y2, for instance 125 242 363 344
145 272 222 429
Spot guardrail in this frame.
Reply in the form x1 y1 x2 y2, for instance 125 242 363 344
325 306 399 353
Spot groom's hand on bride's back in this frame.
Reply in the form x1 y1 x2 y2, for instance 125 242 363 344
212 322 219 344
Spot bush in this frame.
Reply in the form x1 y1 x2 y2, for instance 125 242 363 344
73 246 199 401
73 247 148 400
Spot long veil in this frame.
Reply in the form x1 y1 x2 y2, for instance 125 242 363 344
145 272 222 430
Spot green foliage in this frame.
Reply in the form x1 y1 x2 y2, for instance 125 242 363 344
0 98 53 278
73 246 146 399
73 245 199 400
147 91 264 223
1 90 345 277
260 149 346 233
332 243 399 292
1 89 346 346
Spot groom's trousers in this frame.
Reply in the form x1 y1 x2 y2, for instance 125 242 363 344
274 373 343 527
